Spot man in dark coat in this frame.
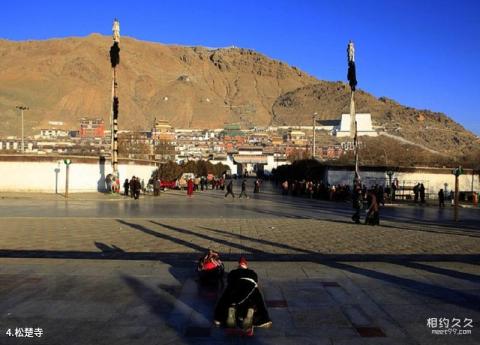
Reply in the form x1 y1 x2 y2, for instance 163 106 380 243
419 183 426 204
438 189 445 207
413 183 420 203
352 182 362 224
239 180 248 198
123 178 130 196
214 257 271 330
129 177 135 198
225 180 235 199
132 177 141 200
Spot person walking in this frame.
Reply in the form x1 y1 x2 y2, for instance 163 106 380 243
253 179 260 194
419 183 426 204
135 177 142 199
187 178 194 197
220 178 225 191
307 181 313 199
194 177 200 191
377 185 385 206
105 174 113 193
413 183 420 203
129 176 135 198
365 190 380 225
154 178 161 196
225 180 235 199
438 188 445 208
391 181 397 202
123 178 130 197
281 180 288 195
351 182 362 224
129 177 139 200
239 180 248 199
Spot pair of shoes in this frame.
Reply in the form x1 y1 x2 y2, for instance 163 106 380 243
256 321 272 328
226 307 236 328
242 308 254 330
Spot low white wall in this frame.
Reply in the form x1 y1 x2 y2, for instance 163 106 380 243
327 168 480 197
0 159 157 193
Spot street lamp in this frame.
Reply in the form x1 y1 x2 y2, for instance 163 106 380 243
16 105 29 153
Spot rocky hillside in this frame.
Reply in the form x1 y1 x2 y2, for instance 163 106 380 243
0 34 315 134
272 82 479 154
0 34 477 154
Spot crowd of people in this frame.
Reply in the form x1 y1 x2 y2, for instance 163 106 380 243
413 183 426 203
177 176 262 199
122 176 142 199
278 178 402 204
278 178 400 226
351 180 381 225
105 171 264 201
280 179 354 202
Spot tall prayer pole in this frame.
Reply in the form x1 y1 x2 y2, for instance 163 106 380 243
347 40 359 183
312 112 317 158
110 19 121 178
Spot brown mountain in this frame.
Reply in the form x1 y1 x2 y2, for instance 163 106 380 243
272 82 479 154
0 34 477 155
0 34 315 134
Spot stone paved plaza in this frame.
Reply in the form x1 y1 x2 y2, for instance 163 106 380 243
0 183 479 345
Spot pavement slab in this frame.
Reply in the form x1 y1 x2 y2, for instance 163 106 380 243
0 184 479 344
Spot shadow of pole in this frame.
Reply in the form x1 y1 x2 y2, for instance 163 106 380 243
150 221 266 255
97 156 106 193
116 219 207 253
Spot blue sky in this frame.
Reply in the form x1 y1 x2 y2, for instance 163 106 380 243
1 0 479 135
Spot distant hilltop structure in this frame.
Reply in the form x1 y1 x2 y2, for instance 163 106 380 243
152 120 175 141
48 121 64 126
335 113 377 137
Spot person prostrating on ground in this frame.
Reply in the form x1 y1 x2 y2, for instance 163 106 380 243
214 257 272 331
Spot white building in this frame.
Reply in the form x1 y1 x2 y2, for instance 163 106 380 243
335 113 378 137
209 146 289 176
38 129 68 139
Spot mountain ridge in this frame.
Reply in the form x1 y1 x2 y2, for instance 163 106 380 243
0 34 477 154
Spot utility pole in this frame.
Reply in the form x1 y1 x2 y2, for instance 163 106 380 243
110 19 121 180
16 105 29 153
347 40 359 183
312 112 317 159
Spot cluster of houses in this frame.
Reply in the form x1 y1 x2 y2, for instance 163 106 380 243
0 113 379 176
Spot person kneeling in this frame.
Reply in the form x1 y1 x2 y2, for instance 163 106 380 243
214 257 272 330
197 249 224 282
